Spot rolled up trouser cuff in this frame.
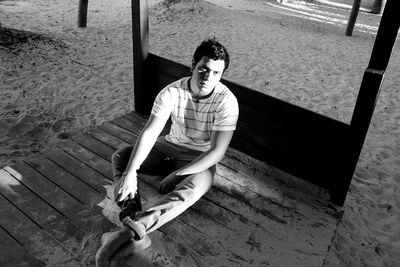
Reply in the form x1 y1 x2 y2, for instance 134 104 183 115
122 216 146 240
118 196 142 222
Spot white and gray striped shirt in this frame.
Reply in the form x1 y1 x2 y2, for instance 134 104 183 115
151 77 239 152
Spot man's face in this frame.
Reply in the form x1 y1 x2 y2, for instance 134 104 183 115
191 56 225 94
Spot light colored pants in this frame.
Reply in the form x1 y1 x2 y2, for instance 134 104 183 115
111 137 215 235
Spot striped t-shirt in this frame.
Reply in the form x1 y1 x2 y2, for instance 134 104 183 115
151 77 239 152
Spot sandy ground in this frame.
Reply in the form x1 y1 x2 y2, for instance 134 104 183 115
1 0 399 266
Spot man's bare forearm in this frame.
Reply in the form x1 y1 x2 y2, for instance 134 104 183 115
123 130 158 178
123 115 166 180
176 130 234 176
175 149 222 176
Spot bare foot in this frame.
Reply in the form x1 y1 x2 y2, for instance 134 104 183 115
95 227 131 267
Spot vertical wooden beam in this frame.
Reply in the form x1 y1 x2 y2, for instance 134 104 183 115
132 0 150 114
332 0 399 205
78 0 89 28
371 0 386 14
345 0 361 36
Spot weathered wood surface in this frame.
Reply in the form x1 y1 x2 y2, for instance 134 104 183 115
0 225 45 267
0 112 342 266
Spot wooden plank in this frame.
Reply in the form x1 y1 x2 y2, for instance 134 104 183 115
59 140 114 180
123 111 148 125
212 168 339 230
0 193 80 266
25 154 109 209
4 163 114 234
43 147 114 194
100 122 138 145
0 167 86 242
87 127 130 152
72 132 120 163
111 116 144 136
73 133 115 162
0 224 45 267
122 112 172 135
220 150 331 206
82 126 133 162
40 147 123 239
0 169 85 265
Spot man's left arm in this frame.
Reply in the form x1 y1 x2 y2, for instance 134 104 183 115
158 130 234 193
177 130 234 176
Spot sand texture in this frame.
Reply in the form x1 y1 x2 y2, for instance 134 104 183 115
1 0 399 266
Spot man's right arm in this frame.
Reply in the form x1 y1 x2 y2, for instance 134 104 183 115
115 114 168 202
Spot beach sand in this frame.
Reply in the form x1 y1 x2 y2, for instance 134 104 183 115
1 0 399 266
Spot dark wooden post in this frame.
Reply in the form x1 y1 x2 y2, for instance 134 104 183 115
371 0 386 14
132 0 151 115
78 0 89 28
346 0 361 36
332 0 399 205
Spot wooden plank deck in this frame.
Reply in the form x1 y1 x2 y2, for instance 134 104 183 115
0 112 343 266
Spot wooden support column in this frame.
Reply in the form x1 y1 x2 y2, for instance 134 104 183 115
132 0 151 115
332 0 399 205
345 0 361 36
78 0 89 28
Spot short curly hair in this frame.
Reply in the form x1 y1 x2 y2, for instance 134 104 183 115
192 38 230 72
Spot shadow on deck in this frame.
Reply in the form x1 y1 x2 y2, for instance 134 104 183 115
0 112 342 267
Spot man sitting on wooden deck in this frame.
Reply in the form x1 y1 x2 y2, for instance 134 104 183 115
96 38 239 266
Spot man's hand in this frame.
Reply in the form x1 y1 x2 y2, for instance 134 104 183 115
158 170 185 194
114 172 138 203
